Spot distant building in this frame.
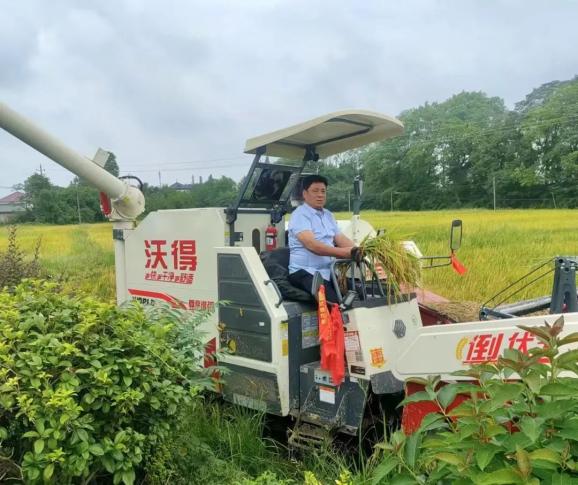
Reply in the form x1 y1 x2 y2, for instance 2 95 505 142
0 192 25 223
169 182 193 191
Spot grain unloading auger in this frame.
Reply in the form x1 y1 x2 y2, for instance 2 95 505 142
2 102 578 447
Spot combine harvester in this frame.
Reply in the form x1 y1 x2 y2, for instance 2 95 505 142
1 102 577 446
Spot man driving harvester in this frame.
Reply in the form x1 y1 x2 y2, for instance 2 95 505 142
288 174 362 303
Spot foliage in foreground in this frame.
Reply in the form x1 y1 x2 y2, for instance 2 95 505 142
369 316 578 484
0 226 42 289
0 280 213 483
146 399 294 484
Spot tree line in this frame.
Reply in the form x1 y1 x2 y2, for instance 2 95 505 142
318 76 578 211
10 75 578 223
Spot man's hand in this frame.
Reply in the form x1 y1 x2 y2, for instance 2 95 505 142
350 246 364 263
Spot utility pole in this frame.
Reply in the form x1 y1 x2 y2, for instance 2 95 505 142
39 164 44 176
493 176 496 211
390 190 394 212
76 180 82 224
158 171 162 187
348 192 351 212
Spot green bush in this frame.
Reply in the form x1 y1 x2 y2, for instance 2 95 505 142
0 226 42 289
0 280 213 483
370 316 578 484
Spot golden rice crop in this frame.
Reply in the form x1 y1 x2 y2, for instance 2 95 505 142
357 232 422 302
335 230 422 302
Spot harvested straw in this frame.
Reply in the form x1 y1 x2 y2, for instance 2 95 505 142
426 301 481 323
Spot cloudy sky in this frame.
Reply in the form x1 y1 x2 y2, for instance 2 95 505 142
1 0 577 197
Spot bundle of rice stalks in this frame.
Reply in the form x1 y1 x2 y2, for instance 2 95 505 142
338 232 422 303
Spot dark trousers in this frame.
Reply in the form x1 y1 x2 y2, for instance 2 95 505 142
289 269 340 303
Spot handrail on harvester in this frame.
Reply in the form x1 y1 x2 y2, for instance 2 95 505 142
0 102 144 221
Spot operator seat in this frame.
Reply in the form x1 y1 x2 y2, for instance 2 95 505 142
260 247 314 302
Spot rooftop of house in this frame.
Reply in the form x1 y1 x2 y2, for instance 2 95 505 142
0 191 25 204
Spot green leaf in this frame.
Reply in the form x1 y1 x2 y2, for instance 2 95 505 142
475 444 499 471
371 456 398 484
556 349 578 367
89 444 105 456
0 426 8 440
536 399 577 419
43 463 55 481
399 391 433 406
102 455 116 473
448 400 476 417
557 425 578 441
529 448 561 465
404 431 422 468
437 385 459 409
472 467 523 485
523 370 542 394
488 382 525 404
551 472 576 484
34 439 44 454
390 475 418 485
486 423 508 438
519 416 542 443
435 452 464 467
77 428 89 442
122 468 136 485
540 383 576 396
516 446 531 479
27 467 40 481
421 438 448 449
418 413 447 433
123 375 133 386
558 332 578 346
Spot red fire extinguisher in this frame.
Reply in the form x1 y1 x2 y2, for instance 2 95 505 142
265 224 278 251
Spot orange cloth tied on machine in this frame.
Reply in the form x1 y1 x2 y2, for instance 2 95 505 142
317 284 346 386
450 250 467 275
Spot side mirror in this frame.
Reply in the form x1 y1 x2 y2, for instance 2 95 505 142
450 219 462 251
311 271 323 301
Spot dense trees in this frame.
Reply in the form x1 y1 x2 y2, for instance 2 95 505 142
9 76 578 223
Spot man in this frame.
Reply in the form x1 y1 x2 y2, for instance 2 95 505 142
288 174 358 303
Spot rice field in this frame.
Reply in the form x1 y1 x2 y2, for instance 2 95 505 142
349 209 578 304
1 208 577 305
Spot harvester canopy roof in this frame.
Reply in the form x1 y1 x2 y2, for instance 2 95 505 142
244 110 404 159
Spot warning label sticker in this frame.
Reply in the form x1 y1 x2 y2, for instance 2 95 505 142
319 386 336 405
370 347 386 368
344 330 363 365
301 312 319 349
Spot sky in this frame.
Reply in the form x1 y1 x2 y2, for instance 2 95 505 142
1 0 578 197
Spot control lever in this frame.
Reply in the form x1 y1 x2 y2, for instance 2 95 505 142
341 290 357 309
